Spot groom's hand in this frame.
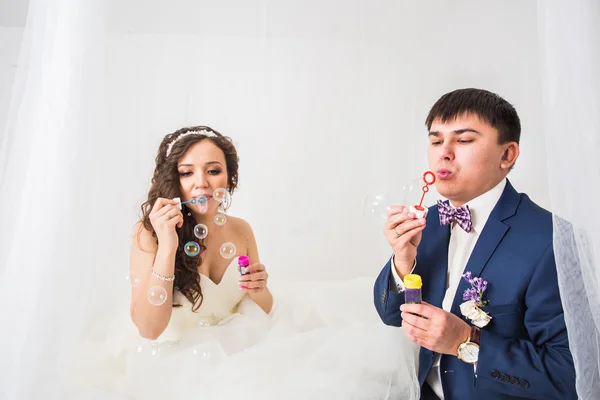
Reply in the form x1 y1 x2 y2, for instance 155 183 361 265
384 206 426 278
400 302 471 356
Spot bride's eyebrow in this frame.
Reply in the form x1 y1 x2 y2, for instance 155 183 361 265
177 161 223 168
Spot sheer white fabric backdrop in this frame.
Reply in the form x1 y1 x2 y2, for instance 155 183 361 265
538 1 600 398
0 0 598 398
0 0 105 398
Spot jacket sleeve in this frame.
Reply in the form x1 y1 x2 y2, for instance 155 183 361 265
374 256 406 327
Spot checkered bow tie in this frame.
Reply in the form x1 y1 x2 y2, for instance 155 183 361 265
437 200 472 233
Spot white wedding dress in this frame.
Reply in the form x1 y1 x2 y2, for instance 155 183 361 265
69 257 420 400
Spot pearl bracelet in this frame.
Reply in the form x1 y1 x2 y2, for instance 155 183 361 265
151 269 175 282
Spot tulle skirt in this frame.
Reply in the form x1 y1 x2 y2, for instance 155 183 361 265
67 277 420 400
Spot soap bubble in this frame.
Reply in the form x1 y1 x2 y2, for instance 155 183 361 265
194 224 208 239
184 241 200 256
214 214 227 226
220 242 236 259
213 188 228 203
213 188 231 210
127 273 141 287
363 176 423 221
148 286 168 306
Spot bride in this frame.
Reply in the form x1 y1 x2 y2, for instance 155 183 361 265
74 126 420 400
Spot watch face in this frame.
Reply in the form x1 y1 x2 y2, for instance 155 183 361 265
460 343 479 363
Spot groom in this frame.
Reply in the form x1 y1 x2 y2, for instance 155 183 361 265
374 88 577 399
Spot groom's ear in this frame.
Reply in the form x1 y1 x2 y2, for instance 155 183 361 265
500 142 519 170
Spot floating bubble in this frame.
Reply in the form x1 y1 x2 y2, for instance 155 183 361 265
148 286 168 306
192 349 209 357
127 273 141 287
214 213 227 226
363 193 395 220
220 242 236 259
400 177 424 209
213 188 231 209
184 241 200 256
194 224 208 239
363 177 424 221
213 188 227 202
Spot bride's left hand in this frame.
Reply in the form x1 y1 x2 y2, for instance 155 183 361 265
238 263 269 294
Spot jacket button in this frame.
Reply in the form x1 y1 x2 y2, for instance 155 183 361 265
520 380 530 388
510 377 519 385
500 374 510 383
490 370 500 379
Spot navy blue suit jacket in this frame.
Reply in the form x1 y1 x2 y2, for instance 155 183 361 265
374 180 576 399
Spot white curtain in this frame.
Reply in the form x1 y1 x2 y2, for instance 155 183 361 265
0 0 105 398
538 1 600 399
1 0 599 398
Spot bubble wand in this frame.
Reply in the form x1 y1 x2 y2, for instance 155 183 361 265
409 171 436 219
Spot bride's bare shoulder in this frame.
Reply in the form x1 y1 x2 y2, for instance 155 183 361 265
224 215 252 231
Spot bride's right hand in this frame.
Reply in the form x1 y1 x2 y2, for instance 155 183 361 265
149 198 184 252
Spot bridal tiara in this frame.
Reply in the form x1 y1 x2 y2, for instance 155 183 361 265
165 129 219 157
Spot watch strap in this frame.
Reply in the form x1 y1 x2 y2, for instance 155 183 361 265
470 325 481 346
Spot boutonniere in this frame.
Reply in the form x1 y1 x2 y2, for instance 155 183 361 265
459 271 492 328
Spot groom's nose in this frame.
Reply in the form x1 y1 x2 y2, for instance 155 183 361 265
438 143 455 161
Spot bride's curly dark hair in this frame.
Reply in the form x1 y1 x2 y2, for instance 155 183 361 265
139 126 239 311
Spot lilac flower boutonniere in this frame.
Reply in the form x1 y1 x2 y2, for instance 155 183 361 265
459 271 492 328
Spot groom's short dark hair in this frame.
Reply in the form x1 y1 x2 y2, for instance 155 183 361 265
425 88 521 145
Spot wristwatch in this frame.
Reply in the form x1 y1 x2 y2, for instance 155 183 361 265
457 325 481 364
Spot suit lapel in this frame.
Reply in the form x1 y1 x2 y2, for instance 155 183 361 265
449 180 521 316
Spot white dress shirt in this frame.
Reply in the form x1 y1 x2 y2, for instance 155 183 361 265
390 178 506 399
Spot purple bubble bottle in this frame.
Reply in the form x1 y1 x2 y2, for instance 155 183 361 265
404 274 422 304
